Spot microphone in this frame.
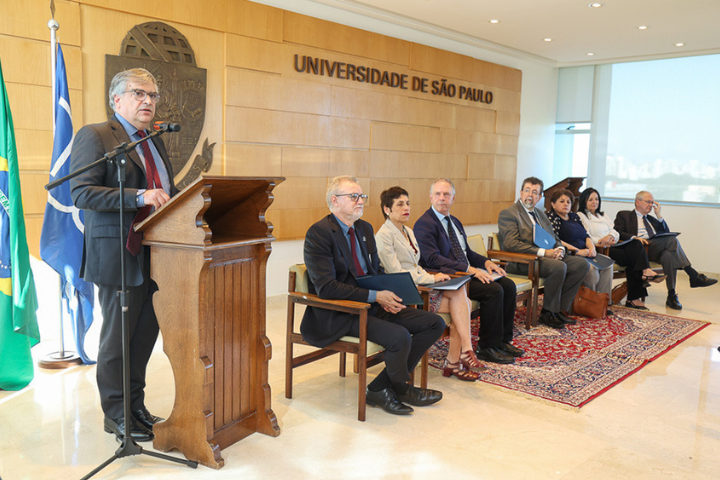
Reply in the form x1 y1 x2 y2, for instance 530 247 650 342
153 121 181 132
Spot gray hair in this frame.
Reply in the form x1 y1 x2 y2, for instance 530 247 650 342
326 175 359 209
108 68 158 111
635 190 651 202
429 178 456 196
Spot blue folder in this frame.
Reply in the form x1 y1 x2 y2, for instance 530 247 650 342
356 272 423 305
533 223 556 249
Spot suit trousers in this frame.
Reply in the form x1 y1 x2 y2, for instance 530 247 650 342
348 307 444 392
608 239 650 301
467 276 517 348
582 263 613 305
509 255 589 313
647 235 690 291
96 271 160 419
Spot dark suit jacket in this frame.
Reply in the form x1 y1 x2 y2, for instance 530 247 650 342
70 115 177 287
413 207 489 274
614 210 669 241
497 200 562 255
301 214 381 347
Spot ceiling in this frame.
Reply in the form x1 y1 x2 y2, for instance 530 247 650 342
312 0 720 66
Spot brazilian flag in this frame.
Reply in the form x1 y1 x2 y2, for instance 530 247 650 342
0 57 40 390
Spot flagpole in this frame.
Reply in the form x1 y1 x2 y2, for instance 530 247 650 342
38 12 82 370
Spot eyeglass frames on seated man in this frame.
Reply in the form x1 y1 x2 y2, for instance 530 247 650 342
335 193 369 203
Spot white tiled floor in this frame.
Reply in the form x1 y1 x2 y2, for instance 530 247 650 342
1 272 719 479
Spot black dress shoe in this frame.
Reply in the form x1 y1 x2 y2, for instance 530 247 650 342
475 346 515 364
666 293 682 310
625 300 649 311
396 385 443 407
132 408 164 431
366 387 413 415
538 310 565 329
605 309 614 316
555 311 577 324
690 273 718 288
500 342 524 357
104 416 154 442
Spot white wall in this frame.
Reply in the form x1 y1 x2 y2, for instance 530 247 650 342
252 0 561 295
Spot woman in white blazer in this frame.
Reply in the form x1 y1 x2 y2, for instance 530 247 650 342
375 186 484 381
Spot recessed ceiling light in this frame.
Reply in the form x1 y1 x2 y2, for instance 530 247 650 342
489 19 500 24
589 3 602 8
638 25 648 30
587 52 595 56
544 38 553 42
675 42 685 47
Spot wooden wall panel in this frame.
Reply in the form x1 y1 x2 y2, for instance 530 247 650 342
1 0 81 46
3 0 521 250
283 12 410 65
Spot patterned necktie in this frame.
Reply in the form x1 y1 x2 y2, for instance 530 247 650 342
126 130 163 256
348 227 366 276
445 216 468 263
642 216 656 238
528 210 538 224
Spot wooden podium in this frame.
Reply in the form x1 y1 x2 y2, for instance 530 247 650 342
136 175 283 469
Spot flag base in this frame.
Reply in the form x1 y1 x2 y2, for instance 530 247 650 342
38 351 83 369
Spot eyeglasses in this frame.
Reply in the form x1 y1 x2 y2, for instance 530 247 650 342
335 193 368 203
124 89 161 103
522 188 542 196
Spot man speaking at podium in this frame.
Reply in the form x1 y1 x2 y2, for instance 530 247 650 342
70 68 178 442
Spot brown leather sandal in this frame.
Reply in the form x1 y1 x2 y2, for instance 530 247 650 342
459 350 488 372
442 360 480 381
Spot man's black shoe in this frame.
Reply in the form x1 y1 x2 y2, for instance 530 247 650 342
396 385 443 407
499 342 524 357
690 273 718 288
475 347 515 364
666 293 682 310
132 408 164 431
103 415 154 442
539 310 565 329
555 311 577 324
366 387 413 415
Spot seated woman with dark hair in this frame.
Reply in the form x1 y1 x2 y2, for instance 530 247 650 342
375 186 484 381
576 188 665 310
547 189 613 314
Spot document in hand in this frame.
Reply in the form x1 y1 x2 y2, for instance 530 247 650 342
422 274 473 291
533 223 556 249
356 272 423 305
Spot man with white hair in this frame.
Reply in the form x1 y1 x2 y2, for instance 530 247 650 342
614 190 717 310
71 68 176 442
301 176 445 416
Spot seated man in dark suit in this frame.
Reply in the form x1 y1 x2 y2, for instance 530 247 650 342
414 178 521 364
614 190 716 310
302 176 445 416
497 177 590 329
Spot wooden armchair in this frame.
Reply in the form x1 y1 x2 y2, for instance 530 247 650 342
483 233 543 329
286 264 385 421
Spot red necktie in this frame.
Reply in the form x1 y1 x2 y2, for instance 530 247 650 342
348 227 366 276
126 131 162 256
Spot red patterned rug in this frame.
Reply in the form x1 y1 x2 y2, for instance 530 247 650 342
427 301 709 408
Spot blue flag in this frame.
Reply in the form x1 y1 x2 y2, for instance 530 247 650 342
0 57 40 390
39 44 96 365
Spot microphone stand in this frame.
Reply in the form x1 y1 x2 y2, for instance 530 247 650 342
46 126 198 478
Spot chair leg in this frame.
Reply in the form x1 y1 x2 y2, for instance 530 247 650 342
340 352 347 377
420 351 429 389
286 300 295 399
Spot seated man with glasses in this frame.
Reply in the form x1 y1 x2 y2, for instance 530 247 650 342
301 176 445 416
70 68 175 443
614 190 717 310
497 177 590 329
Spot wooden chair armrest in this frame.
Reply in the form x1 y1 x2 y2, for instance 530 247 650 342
486 249 540 264
288 292 371 315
